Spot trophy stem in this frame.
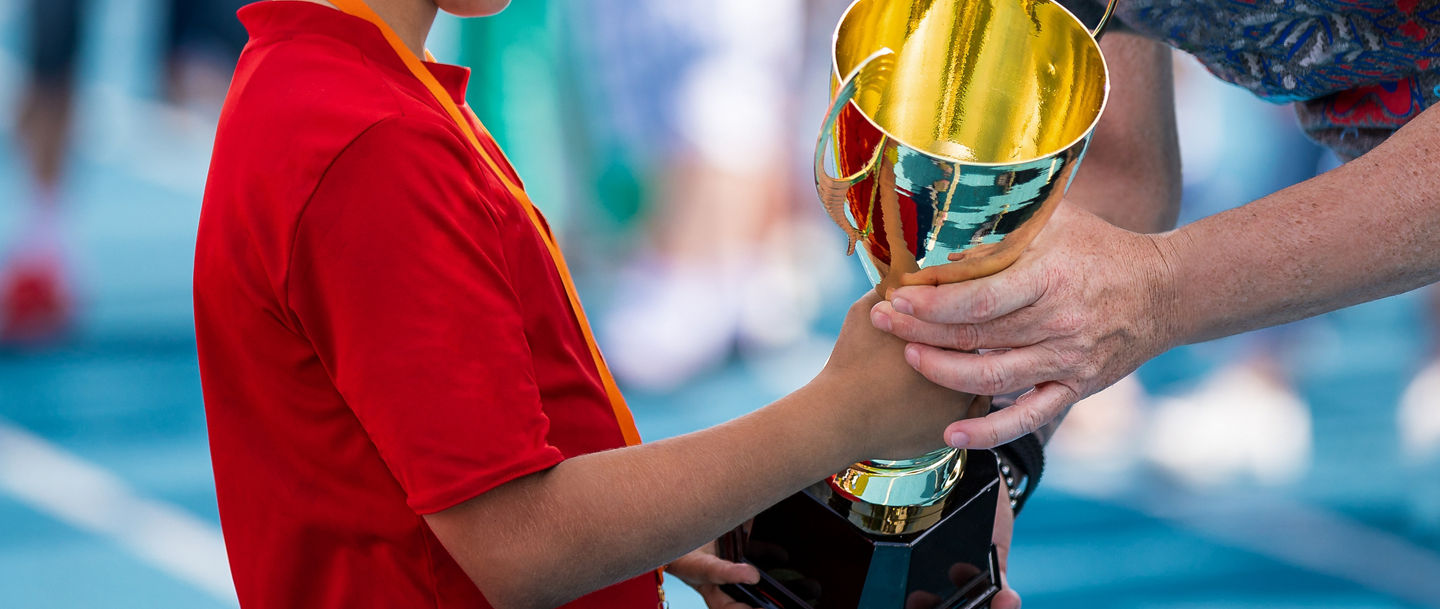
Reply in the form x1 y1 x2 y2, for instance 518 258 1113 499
867 447 957 470
827 447 966 536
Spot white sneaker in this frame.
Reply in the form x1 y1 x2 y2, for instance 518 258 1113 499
1143 363 1312 488
1049 375 1146 462
601 260 742 393
1397 360 1440 539
1045 375 1148 492
736 221 845 353
1399 360 1440 463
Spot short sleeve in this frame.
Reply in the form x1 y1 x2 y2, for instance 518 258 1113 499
286 116 564 514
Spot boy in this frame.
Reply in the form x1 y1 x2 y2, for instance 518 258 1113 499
194 1 992 608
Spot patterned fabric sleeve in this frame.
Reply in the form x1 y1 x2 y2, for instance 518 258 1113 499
1056 0 1131 33
1070 0 1440 159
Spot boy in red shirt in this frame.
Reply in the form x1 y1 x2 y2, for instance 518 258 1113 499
195 1 998 608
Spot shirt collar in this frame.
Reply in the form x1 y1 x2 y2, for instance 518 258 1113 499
237 1 471 104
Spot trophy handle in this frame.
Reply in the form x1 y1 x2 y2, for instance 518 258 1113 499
1092 0 1119 39
814 47 893 256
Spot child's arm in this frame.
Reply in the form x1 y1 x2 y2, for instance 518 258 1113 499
286 117 977 609
425 296 981 609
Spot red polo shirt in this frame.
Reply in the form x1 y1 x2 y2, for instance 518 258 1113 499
194 3 658 608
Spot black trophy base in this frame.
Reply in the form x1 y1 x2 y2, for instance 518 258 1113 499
718 451 1001 609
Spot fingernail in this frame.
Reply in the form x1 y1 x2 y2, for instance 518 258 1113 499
871 308 892 332
948 430 971 448
893 296 914 315
904 343 920 366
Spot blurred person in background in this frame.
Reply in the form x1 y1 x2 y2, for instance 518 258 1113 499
1400 287 1440 539
567 0 848 392
869 0 1440 536
453 0 574 230
6 0 85 345
160 0 252 108
5 0 244 345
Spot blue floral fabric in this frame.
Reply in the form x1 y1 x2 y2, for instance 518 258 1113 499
1094 0 1440 158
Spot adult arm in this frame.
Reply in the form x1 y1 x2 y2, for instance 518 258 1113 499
874 96 1440 449
1064 30 1181 234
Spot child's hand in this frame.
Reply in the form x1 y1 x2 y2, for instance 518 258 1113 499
820 292 985 462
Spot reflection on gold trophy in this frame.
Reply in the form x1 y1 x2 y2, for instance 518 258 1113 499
721 1 1116 607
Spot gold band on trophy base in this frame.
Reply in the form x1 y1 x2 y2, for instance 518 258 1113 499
825 448 966 536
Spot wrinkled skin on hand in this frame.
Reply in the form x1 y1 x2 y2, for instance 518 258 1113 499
870 203 1179 449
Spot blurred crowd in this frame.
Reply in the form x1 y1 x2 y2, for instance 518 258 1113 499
2 0 1438 599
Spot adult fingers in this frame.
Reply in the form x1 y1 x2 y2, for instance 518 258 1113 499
871 300 1044 351
903 344 1059 396
889 269 1046 325
942 381 1079 449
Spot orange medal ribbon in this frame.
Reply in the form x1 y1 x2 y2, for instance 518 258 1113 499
326 0 643 448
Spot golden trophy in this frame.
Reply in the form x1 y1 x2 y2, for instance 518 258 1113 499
720 0 1114 607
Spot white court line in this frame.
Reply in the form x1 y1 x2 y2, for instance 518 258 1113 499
0 418 239 606
1053 476 1440 607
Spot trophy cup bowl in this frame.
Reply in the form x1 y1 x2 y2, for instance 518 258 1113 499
721 0 1113 608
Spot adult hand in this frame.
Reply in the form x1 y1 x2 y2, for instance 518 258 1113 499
869 203 1181 449
668 540 760 609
